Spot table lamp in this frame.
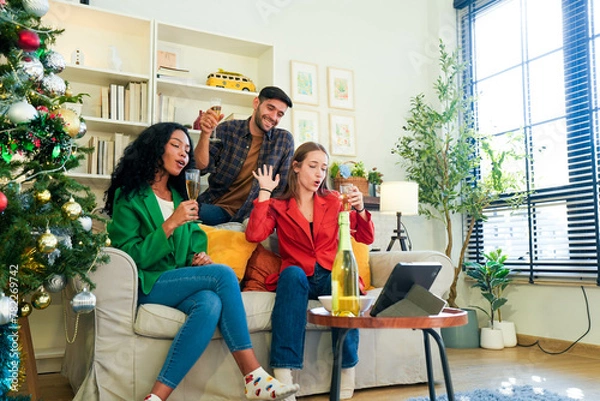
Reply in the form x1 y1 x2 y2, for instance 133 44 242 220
380 181 419 251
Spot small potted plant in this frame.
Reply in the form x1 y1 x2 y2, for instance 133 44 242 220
367 167 383 197
465 249 515 349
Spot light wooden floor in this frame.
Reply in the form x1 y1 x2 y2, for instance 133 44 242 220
34 345 600 401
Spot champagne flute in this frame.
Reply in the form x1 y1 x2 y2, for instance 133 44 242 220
339 184 353 211
209 97 222 142
185 169 201 222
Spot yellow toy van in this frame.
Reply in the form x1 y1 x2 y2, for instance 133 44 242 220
206 69 257 92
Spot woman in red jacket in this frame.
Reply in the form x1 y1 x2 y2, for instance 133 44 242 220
245 142 375 400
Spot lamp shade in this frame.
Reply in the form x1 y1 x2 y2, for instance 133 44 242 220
379 181 419 215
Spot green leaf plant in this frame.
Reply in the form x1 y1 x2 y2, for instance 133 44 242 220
465 249 512 327
392 39 526 307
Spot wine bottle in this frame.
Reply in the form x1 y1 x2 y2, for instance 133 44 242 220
331 211 360 317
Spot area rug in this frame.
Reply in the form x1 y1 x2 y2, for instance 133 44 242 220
407 384 575 401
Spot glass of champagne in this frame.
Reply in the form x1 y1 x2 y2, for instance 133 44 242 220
339 184 353 211
185 169 201 221
209 97 222 142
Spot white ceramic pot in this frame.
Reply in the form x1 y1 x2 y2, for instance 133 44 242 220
494 320 517 347
480 327 505 350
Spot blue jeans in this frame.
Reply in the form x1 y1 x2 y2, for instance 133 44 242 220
270 264 359 370
199 203 232 226
137 264 252 388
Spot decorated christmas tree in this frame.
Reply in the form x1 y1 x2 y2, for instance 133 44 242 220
0 0 108 396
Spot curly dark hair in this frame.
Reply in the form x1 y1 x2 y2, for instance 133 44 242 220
103 122 195 216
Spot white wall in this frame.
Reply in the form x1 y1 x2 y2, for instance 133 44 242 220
30 0 599 368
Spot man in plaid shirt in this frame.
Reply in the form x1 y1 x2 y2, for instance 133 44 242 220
194 86 294 225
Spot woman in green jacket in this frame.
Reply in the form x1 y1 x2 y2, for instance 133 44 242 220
104 122 299 401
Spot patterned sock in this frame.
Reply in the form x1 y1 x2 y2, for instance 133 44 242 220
340 367 355 399
244 367 300 400
273 369 296 401
143 394 163 401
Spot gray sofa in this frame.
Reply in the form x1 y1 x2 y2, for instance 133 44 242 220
61 246 454 400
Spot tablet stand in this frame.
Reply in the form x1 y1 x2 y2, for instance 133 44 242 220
377 284 447 317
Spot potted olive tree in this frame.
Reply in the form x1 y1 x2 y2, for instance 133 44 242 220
393 40 525 348
465 249 516 349
393 40 525 306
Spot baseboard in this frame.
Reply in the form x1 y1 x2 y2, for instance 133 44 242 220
517 334 600 359
35 347 65 374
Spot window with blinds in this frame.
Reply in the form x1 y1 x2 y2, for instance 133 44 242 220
457 0 600 283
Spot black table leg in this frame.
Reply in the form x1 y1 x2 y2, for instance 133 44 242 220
423 328 455 401
330 328 350 401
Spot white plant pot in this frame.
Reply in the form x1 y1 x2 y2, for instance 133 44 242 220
494 320 517 347
480 327 505 350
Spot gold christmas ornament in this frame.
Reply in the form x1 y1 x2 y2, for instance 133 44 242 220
105 237 111 247
56 107 81 138
34 189 51 204
18 301 32 317
62 197 82 220
31 289 52 309
21 247 45 272
37 228 58 253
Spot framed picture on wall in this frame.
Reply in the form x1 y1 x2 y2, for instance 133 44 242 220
292 109 320 144
329 114 356 156
327 67 354 110
290 61 319 105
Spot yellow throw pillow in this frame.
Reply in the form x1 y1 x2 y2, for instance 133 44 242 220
351 238 371 290
200 224 258 281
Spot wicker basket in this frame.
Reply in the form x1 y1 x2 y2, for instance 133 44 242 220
333 177 369 197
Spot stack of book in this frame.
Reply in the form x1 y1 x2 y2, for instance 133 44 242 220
156 66 195 84
87 133 130 175
100 82 148 122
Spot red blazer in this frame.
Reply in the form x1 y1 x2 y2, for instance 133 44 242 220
245 191 375 277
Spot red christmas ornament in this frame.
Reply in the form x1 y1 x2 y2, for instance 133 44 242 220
17 30 41 52
0 191 7 213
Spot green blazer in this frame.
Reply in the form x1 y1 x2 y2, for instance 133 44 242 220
107 185 208 295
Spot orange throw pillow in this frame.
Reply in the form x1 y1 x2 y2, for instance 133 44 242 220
351 238 372 290
242 244 282 292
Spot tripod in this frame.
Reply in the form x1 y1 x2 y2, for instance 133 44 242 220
386 211 410 251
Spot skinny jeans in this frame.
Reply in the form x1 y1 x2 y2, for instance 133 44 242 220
270 264 359 370
137 264 252 388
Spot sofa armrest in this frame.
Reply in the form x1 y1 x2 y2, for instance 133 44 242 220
369 250 454 299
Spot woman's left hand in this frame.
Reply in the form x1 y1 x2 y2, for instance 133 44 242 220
192 252 213 266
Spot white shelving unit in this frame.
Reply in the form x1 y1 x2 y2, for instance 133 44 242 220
44 1 274 195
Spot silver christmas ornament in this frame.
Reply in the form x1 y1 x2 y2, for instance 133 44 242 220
42 50 66 74
75 120 87 139
19 54 44 82
23 0 49 17
7 101 38 124
0 292 18 325
44 273 67 293
71 287 96 314
41 73 66 96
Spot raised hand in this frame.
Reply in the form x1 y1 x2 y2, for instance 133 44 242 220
252 164 280 192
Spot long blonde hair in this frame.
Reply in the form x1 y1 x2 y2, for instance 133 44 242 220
279 141 331 200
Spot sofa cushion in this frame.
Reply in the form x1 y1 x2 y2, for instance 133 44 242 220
134 303 187 338
242 244 281 292
201 224 258 280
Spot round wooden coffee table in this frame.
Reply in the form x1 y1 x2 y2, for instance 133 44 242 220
307 307 468 401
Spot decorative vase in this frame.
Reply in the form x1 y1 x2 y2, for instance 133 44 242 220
494 320 517 347
440 308 480 348
480 327 505 349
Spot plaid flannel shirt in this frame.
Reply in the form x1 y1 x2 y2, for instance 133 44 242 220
198 118 294 222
